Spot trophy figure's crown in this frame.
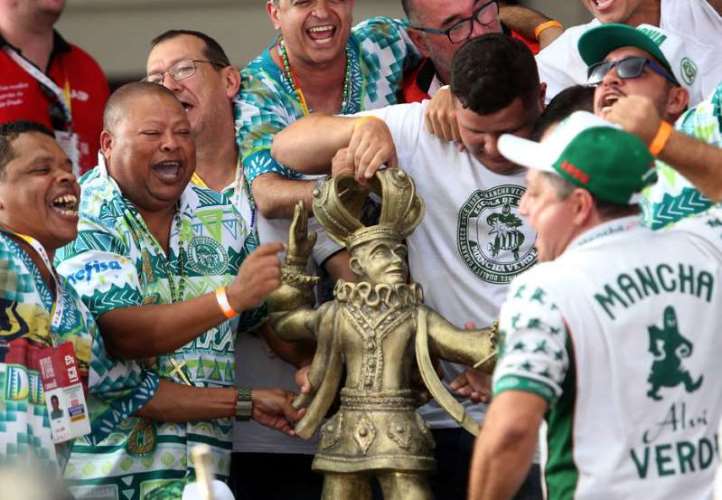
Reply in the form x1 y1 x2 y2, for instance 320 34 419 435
312 168 425 249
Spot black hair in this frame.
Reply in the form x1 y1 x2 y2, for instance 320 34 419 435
450 33 540 115
0 121 55 178
151 29 231 67
531 85 595 141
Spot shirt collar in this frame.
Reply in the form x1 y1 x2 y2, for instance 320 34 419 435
567 215 642 253
0 30 71 68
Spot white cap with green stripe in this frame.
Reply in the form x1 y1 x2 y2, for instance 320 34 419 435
498 111 657 205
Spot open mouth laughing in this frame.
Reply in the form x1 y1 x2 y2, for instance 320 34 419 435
591 0 616 11
152 159 184 182
50 193 79 219
307 24 337 44
599 91 624 114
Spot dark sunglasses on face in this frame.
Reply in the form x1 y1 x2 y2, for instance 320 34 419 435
587 56 679 86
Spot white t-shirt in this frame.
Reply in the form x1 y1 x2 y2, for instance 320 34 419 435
536 0 722 105
233 182 331 455
362 102 537 428
495 211 722 499
233 333 318 454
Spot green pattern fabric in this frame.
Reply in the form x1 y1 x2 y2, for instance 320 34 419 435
55 162 264 500
494 274 569 404
235 16 419 184
642 83 722 229
0 232 97 473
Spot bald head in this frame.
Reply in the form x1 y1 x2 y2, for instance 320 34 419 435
103 82 182 133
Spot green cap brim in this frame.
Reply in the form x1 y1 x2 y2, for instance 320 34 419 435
578 23 673 76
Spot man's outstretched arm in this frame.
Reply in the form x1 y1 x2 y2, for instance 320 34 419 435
271 114 397 181
468 391 546 500
605 95 722 202
137 380 303 436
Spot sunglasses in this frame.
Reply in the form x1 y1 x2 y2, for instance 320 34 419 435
587 56 679 86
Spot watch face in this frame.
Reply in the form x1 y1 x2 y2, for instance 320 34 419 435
235 388 253 421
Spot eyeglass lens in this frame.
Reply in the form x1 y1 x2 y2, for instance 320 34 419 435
448 1 499 43
588 57 648 84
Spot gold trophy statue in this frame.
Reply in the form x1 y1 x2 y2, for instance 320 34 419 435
268 168 497 500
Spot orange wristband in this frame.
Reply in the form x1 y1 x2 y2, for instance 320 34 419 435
215 287 238 319
649 121 673 156
533 20 563 40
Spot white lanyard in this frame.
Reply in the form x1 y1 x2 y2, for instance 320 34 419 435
4 230 66 332
3 45 73 125
232 156 256 234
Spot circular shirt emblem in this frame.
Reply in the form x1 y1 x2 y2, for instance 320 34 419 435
187 236 229 275
457 185 537 284
680 57 697 86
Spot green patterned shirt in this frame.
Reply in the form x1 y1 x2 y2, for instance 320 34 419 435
235 16 419 184
642 83 722 229
55 162 264 500
0 233 95 473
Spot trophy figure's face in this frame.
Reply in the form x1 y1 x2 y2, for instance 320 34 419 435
350 238 409 286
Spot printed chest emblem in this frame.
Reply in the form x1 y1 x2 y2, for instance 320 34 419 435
457 185 536 284
647 305 703 401
187 236 229 275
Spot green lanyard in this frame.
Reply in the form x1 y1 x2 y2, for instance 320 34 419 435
277 36 353 116
127 205 187 304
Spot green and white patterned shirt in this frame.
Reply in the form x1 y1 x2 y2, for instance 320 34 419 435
0 232 96 473
642 83 722 229
234 16 419 184
55 161 264 500
494 213 722 499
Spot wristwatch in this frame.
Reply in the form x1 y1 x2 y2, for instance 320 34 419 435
235 387 253 421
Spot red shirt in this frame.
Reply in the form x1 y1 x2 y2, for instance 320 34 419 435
0 32 109 174
401 29 540 103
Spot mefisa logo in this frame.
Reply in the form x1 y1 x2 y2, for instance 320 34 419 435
66 260 122 286
457 185 537 284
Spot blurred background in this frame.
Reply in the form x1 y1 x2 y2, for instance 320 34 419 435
56 0 592 86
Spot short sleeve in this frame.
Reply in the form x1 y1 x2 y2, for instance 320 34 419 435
536 31 587 103
235 53 303 185
641 84 722 229
56 220 143 317
357 102 425 166
493 271 570 405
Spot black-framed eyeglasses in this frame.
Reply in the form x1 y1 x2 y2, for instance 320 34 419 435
409 0 500 44
145 59 227 85
587 56 678 86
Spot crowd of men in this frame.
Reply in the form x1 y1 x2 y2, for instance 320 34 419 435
2 0 722 499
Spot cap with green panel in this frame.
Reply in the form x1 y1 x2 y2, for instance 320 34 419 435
578 23 701 104
497 111 656 205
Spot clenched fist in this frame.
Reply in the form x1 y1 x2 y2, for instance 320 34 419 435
227 242 284 312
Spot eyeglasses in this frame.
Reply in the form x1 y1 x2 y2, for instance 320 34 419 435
409 0 500 44
587 56 678 86
145 59 226 85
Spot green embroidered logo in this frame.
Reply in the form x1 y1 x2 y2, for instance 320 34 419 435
457 186 536 284
680 57 698 86
639 27 667 47
646 306 703 401
187 236 228 275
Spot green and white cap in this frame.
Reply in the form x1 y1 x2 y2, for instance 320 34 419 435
578 23 702 105
498 111 656 205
